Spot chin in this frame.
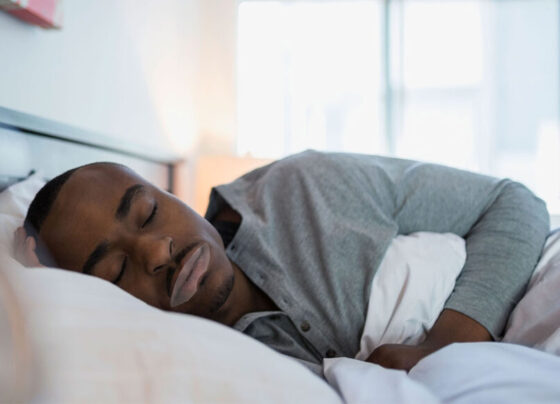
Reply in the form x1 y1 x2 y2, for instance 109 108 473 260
207 271 235 316
181 260 234 320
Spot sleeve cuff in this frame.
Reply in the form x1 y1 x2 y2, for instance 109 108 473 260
443 292 515 340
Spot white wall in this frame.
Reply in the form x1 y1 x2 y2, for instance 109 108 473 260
0 0 242 205
195 0 238 155
0 0 200 156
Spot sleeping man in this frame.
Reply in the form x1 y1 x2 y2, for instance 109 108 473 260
13 150 549 376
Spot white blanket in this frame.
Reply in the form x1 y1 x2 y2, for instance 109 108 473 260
326 230 560 403
356 232 466 360
325 342 560 404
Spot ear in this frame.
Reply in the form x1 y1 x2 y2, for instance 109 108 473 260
13 227 27 253
25 235 37 252
25 236 43 267
13 227 44 267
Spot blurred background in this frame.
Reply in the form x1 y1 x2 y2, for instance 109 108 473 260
1 0 558 223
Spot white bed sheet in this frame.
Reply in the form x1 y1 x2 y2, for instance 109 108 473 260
325 342 560 404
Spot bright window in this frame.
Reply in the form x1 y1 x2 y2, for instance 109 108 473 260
237 0 560 214
237 1 385 157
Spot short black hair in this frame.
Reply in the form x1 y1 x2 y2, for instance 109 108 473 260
23 167 79 240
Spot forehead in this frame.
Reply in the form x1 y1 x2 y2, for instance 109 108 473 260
40 164 149 270
58 164 147 210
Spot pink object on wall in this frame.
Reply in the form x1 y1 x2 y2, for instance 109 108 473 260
0 0 63 29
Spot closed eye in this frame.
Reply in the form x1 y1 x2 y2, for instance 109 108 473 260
113 256 127 284
142 203 158 228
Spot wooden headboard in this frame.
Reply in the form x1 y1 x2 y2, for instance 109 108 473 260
0 106 181 192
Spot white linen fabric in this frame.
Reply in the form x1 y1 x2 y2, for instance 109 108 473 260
3 260 341 404
503 229 560 353
2 171 560 403
323 357 441 404
355 232 465 360
327 230 560 404
0 173 46 255
326 342 560 404
357 229 560 361
409 342 560 404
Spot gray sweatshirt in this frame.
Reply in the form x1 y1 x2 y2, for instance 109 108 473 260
204 150 550 376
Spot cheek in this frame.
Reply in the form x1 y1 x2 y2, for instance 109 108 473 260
164 196 222 243
161 204 207 242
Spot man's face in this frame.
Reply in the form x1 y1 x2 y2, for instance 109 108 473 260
39 164 235 321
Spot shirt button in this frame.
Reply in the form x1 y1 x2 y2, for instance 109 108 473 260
325 349 337 358
300 321 311 332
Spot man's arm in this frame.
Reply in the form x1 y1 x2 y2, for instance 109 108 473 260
362 160 549 370
392 163 549 337
366 309 491 370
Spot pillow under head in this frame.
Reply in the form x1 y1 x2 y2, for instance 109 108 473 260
0 173 46 255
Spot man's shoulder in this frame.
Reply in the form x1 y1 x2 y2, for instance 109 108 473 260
225 150 421 196
272 150 417 179
273 149 381 170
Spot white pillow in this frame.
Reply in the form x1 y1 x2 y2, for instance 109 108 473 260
0 173 46 255
355 232 466 360
3 259 341 404
503 229 560 354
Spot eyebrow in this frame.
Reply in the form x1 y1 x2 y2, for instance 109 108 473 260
115 184 145 220
82 240 110 275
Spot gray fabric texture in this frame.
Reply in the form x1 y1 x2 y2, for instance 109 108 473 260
204 150 550 377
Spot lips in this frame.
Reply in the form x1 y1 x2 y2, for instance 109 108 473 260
169 243 210 308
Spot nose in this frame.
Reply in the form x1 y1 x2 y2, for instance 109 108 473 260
136 234 173 275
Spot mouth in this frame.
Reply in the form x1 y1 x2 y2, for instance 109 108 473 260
167 242 199 298
168 243 210 308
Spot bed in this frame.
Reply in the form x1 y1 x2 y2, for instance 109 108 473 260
1 106 560 403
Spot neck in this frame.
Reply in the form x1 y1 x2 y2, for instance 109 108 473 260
216 260 278 326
